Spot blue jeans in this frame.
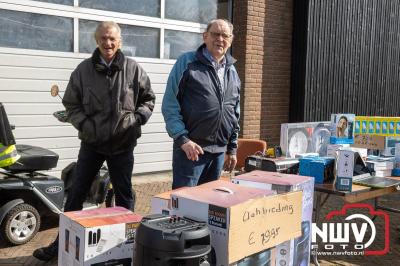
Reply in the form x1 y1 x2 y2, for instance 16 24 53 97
64 142 135 211
172 144 225 189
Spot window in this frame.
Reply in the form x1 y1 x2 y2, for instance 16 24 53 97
0 9 73 52
31 0 73 5
80 20 160 58
165 0 229 24
164 30 202 59
0 0 232 59
79 0 160 17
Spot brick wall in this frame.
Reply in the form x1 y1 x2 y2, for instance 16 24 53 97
233 0 293 146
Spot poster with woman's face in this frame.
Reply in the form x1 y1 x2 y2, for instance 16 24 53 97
336 116 348 137
330 114 355 144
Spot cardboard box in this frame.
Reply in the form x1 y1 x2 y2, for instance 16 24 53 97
151 188 185 215
171 180 302 265
396 143 400 168
355 116 400 136
299 157 334 184
336 150 354 178
236 248 276 266
58 207 142 266
326 144 343 156
374 169 393 177
354 118 361 134
352 134 386 150
232 171 314 266
335 150 354 191
280 121 331 158
330 114 355 144
151 190 173 215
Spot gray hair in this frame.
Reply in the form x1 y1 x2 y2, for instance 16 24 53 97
94 21 122 41
205 19 234 34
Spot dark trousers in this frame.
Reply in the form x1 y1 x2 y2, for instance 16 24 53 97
64 142 135 212
172 144 225 189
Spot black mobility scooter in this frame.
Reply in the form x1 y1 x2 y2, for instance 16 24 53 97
0 102 111 245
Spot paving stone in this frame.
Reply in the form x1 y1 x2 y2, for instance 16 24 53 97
0 172 398 265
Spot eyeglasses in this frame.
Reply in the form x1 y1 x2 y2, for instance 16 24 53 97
208 31 233 40
98 36 120 44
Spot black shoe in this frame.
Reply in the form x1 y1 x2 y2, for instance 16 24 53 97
33 238 58 261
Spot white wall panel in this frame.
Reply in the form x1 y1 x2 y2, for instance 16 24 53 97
0 55 174 176
7 113 165 127
18 137 79 149
46 160 173 178
0 1 183 176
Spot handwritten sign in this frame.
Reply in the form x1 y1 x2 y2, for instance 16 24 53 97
352 134 385 150
227 191 302 264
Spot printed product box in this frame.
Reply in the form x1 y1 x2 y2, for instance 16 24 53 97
389 120 396 135
326 144 344 156
361 118 368 134
368 119 375 134
58 207 142 266
232 171 314 266
374 169 393 177
236 248 276 266
299 157 334 184
150 188 185 215
354 119 361 134
396 143 400 168
330 114 355 144
374 117 381 135
335 150 354 191
382 136 400 156
151 191 173 216
171 180 302 266
382 120 388 135
280 121 331 158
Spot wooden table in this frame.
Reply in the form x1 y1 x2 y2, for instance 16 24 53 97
314 176 400 219
312 177 400 266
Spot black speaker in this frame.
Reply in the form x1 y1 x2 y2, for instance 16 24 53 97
135 214 211 266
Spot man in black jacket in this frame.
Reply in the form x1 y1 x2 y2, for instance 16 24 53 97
162 19 240 189
33 21 155 261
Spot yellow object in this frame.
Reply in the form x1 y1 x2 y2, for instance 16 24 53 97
266 148 275 157
0 144 20 168
355 116 400 136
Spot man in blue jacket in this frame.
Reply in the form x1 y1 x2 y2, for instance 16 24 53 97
162 19 240 189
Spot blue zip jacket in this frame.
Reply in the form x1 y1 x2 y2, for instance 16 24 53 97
162 44 240 154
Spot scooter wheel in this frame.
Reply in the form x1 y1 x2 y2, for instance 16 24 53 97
1 203 41 245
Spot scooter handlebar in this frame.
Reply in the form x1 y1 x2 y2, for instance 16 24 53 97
53 110 69 123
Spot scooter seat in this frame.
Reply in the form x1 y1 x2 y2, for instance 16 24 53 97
5 144 59 172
